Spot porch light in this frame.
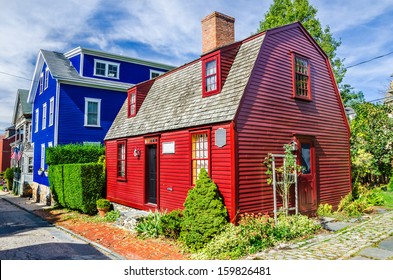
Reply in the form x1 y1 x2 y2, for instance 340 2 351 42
290 139 298 152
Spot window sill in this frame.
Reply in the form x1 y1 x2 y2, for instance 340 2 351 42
93 74 119 80
117 177 127 182
84 124 101 128
293 96 312 102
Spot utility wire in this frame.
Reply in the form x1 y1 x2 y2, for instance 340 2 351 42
0 71 32 81
345 50 393 69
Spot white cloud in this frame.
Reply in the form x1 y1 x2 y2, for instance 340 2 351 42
0 0 393 134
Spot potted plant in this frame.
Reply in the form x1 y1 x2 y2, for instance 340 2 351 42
96 198 111 217
37 168 43 176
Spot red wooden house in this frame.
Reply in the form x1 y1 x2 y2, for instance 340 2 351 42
104 12 351 221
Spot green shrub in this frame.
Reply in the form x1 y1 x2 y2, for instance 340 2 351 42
316 203 333 217
274 214 321 240
195 213 320 260
194 223 247 260
160 209 182 239
105 210 121 222
48 163 105 214
96 198 110 209
135 210 163 239
46 144 105 165
4 168 14 191
179 168 228 251
337 186 385 217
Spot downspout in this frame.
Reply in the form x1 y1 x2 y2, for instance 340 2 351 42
54 81 60 146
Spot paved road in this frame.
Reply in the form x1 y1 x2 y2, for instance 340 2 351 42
0 198 112 260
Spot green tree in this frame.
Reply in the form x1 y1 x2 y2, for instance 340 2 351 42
258 0 346 85
339 84 365 108
180 168 228 251
350 102 393 184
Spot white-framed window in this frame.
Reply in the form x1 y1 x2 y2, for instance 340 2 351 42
42 103 47 130
34 108 39 132
150 69 165 79
28 157 33 173
45 67 49 89
48 141 53 147
94 59 120 79
49 97 54 127
39 73 44 94
84 97 101 127
40 144 45 170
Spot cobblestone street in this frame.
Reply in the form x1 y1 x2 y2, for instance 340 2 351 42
248 210 393 260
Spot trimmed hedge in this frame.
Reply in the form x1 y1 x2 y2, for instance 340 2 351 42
49 163 105 214
46 144 105 165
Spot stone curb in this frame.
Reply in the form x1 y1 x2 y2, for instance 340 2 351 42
0 193 126 260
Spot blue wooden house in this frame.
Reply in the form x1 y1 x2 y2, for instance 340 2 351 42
27 47 174 203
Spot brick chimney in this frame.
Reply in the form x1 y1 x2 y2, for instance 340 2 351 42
201 11 235 54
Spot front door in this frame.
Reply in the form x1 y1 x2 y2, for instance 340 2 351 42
297 139 317 213
146 145 157 204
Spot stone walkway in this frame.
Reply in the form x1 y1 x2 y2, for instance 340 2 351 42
247 210 393 260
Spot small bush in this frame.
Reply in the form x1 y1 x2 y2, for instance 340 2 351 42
195 213 320 260
179 168 228 251
96 198 110 209
274 214 321 240
161 209 182 239
4 168 14 191
194 223 247 260
316 203 333 217
135 210 163 239
105 210 121 222
338 186 385 217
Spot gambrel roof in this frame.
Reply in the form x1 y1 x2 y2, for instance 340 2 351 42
105 32 265 140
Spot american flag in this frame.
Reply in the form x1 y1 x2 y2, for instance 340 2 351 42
11 148 21 161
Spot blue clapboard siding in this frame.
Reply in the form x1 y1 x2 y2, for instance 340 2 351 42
31 62 57 186
68 54 81 73
57 84 126 144
82 54 168 83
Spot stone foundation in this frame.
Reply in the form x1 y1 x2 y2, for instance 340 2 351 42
31 182 54 206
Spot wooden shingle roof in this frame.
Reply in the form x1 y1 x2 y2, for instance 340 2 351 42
105 33 265 140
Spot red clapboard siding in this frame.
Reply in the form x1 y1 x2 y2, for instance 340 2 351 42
106 123 234 218
235 25 351 214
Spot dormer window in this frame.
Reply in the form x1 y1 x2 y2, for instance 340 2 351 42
293 54 311 100
94 59 120 79
128 90 137 117
202 53 221 97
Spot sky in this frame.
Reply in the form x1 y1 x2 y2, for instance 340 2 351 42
1 0 393 134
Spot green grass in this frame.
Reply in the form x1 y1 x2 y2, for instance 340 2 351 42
381 190 393 209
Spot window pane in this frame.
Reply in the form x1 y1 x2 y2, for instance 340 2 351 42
295 57 309 97
108 64 118 78
117 143 126 177
301 143 311 174
192 133 209 184
95 62 106 76
87 101 98 125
